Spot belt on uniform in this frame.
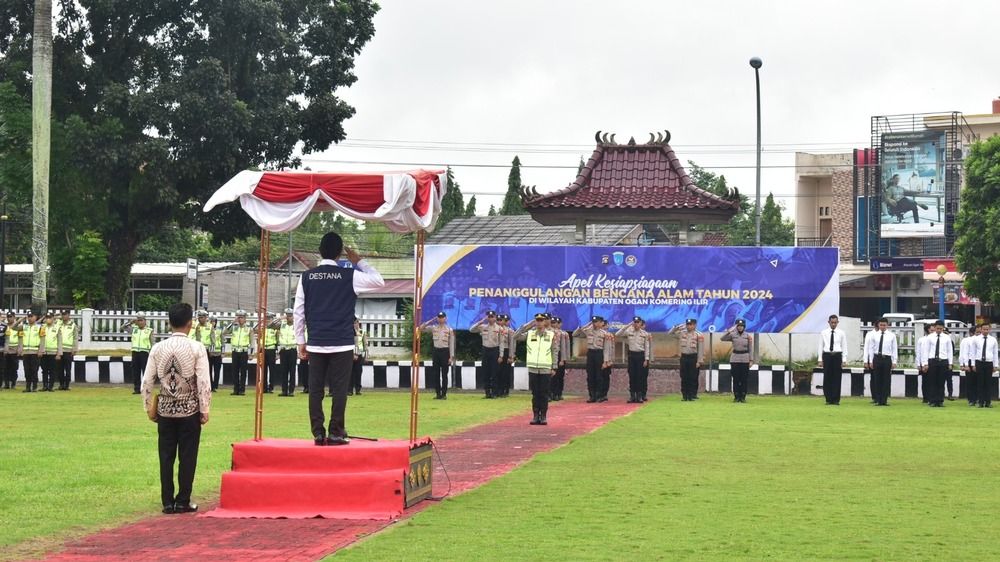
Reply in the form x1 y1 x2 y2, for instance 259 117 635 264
681 352 698 357
873 354 890 360
823 351 842 355
483 346 499 350
232 347 249 352
132 349 149 353
734 349 749 353
280 346 296 351
975 360 993 365
929 358 948 363
587 348 603 353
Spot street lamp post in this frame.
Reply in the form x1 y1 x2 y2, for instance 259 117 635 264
936 264 948 321
1 195 7 310
749 56 763 247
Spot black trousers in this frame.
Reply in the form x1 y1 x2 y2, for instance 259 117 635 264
529 371 551 415
976 360 993 407
822 352 843 404
551 362 565 398
627 351 646 394
263 349 277 391
871 356 892 405
431 347 450 395
208 355 222 390
23 353 40 389
731 362 749 400
231 351 249 393
157 413 202 508
482 347 500 397
927 359 948 406
41 354 57 389
498 350 510 396
132 351 149 393
586 349 603 399
351 355 363 392
308 350 352 439
279 349 297 394
680 353 699 398
59 352 73 389
888 198 920 223
299 359 309 392
965 364 978 404
4 353 18 387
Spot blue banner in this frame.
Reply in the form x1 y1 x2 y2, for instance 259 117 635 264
421 246 839 333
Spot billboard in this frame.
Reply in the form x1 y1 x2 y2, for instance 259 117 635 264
421 246 840 334
879 130 946 238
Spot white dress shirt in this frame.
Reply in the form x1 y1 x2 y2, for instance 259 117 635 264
293 258 385 353
915 334 929 368
918 332 953 367
818 327 847 357
864 329 898 364
959 336 976 368
970 334 1000 365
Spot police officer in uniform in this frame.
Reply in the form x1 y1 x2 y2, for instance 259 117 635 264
21 311 43 392
616 316 652 403
721 319 753 403
128 313 153 394
228 310 253 395
277 308 298 397
575 316 613 403
206 315 223 392
40 312 60 391
0 312 7 389
56 310 78 390
517 313 559 425
471 311 502 398
262 313 279 394
3 312 19 389
189 311 214 381
350 317 367 396
670 318 704 401
497 314 516 398
549 317 569 401
420 311 455 399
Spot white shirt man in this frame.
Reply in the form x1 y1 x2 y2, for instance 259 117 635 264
958 329 978 406
864 321 897 406
917 323 953 407
970 325 999 408
817 315 847 405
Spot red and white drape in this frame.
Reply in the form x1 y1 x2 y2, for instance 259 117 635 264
204 169 448 233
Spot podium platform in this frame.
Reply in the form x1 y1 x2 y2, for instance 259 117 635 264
204 437 433 520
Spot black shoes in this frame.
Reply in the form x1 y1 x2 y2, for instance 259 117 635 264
162 504 175 514
530 411 541 425
586 397 596 403
597 397 608 403
326 436 350 446
314 434 327 446
163 503 197 514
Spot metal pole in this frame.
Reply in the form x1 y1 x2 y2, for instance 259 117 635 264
410 230 426 442
286 231 293 309
1 197 7 310
253 229 271 441
750 57 763 247
938 277 946 321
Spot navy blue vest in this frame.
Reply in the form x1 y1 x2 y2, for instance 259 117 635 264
301 264 357 347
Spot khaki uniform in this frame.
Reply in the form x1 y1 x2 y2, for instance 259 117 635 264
618 326 653 399
676 328 704 400
721 328 752 401
471 319 503 397
422 322 455 397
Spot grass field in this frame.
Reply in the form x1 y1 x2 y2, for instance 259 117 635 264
0 386 528 559
332 395 1000 561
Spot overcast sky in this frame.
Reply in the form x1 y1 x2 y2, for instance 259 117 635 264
301 0 1000 219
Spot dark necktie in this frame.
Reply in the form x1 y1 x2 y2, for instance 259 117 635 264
878 332 884 355
935 334 940 359
829 330 835 352
983 335 988 362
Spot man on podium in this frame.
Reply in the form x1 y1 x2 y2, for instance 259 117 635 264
294 232 384 446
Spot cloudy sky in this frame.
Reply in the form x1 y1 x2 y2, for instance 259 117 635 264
302 0 1000 219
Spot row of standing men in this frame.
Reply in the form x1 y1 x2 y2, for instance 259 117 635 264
1 310 79 392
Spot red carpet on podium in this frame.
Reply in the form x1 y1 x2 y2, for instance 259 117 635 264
41 399 641 562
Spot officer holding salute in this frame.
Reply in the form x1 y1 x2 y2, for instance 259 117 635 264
128 313 154 395
277 308 298 397
549 317 570 401
227 310 253 395
516 313 559 425
3 312 20 389
420 312 455 399
616 316 652 403
574 316 613 403
721 319 753 403
21 311 43 393
470 311 502 398
57 310 79 390
670 318 704 401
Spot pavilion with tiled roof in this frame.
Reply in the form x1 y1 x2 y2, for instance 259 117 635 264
521 130 739 244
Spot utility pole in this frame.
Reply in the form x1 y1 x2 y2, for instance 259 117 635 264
31 0 53 313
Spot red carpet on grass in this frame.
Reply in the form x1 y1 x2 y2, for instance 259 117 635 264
40 399 640 562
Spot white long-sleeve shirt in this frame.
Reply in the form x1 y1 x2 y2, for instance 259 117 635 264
863 329 898 364
917 332 953 367
293 258 385 353
915 335 929 368
969 334 1000 365
818 327 847 357
959 336 977 368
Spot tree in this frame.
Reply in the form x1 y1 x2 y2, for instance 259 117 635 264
954 135 1000 304
464 195 477 216
500 155 526 215
0 0 380 307
577 156 585 175
438 167 466 227
66 230 109 307
488 204 497 216
31 0 52 311
726 193 795 246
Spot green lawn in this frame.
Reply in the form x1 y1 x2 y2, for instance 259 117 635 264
0 386 528 559
332 395 1000 561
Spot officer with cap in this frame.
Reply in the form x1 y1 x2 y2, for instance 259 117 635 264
56 310 79 390
349 317 367 396
190 310 214 383
516 312 559 424
419 311 455 399
206 315 223 392
3 312 21 389
277 308 298 396
40 312 60 391
616 315 653 403
261 312 280 393
575 315 614 402
227 310 253 395
669 318 704 401
721 319 753 403
497 314 516 397
550 317 570 401
127 313 154 395
471 311 503 398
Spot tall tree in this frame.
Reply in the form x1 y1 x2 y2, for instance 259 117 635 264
438 167 466 228
0 0 380 307
488 204 497 216
500 155 526 215
726 193 794 246
954 135 1000 303
464 195 477 216
31 0 52 311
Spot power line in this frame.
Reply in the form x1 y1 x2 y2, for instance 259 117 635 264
299 156 857 171
343 137 868 149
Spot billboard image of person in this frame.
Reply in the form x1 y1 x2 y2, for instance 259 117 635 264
879 130 946 238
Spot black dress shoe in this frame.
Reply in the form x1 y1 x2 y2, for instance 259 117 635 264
173 503 198 514
162 504 176 514
597 397 608 403
314 435 327 446
354 389 362 395
347 390 354 396
585 398 596 403
326 436 350 446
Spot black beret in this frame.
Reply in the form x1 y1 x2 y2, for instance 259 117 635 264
686 318 697 324
592 315 604 322
736 319 746 326
436 311 446 318
633 316 642 322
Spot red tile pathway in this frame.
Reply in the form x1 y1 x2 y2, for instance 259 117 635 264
39 399 641 562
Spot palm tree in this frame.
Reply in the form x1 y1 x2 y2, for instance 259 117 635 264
31 0 52 312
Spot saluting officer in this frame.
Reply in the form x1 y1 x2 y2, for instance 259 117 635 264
616 316 652 403
190 310 217 391
721 319 753 403
575 315 613 403
971 323 999 408
497 314 515 398
56 310 78 390
40 312 60 391
670 318 704 401
3 312 20 389
863 318 897 406
206 316 223 392
228 310 253 395
21 311 43 393
817 314 847 405
262 313 279 394
277 308 298 397
128 313 154 395
517 313 559 425
471 311 502 399
420 311 455 399
350 317 367 396
549 317 570 401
